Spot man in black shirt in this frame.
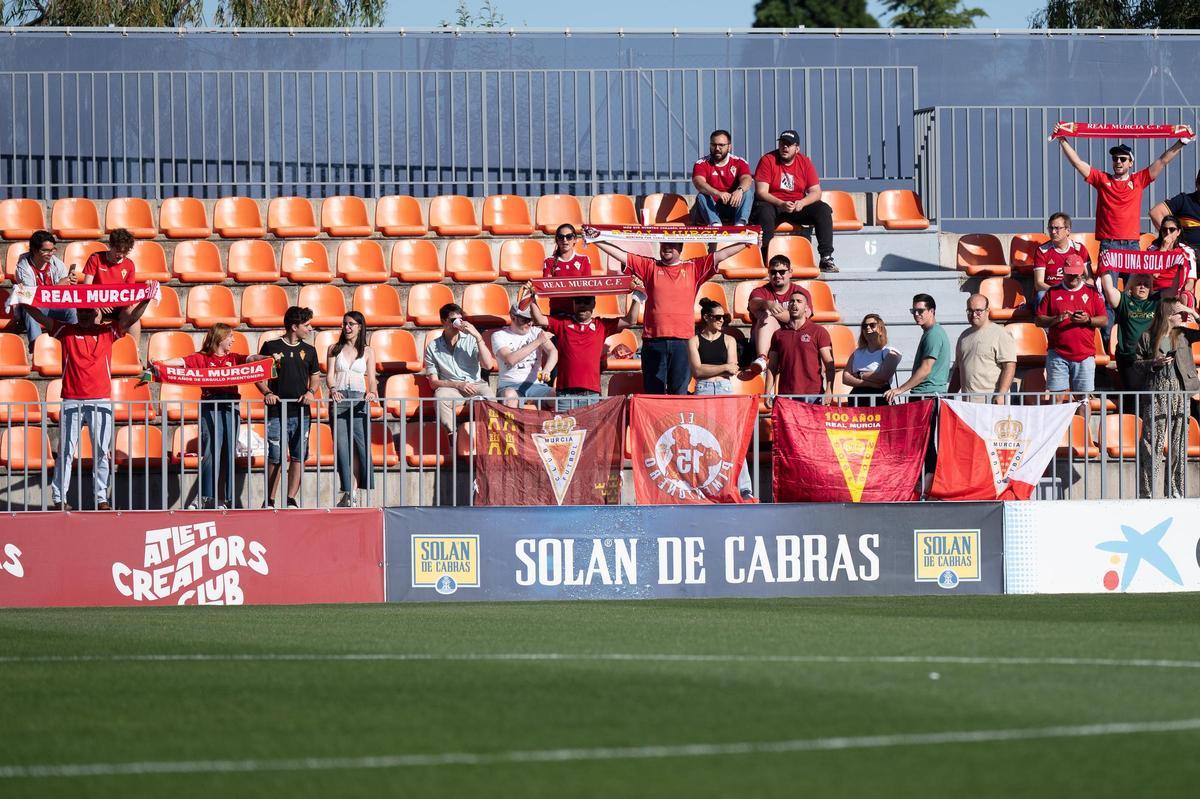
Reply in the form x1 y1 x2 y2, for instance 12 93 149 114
255 305 320 508
1152 168 1200 250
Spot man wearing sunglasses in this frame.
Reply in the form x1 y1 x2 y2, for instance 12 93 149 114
883 294 951 404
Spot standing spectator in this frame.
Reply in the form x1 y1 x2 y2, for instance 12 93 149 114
884 294 952 402
594 239 749 394
1150 168 1200 251
492 303 557 408
423 303 497 434
1145 215 1197 302
742 254 813 376
13 230 77 348
156 323 272 509
256 306 321 509
765 293 834 405
691 129 754 226
81 228 141 354
948 294 1017 404
750 129 837 273
1133 299 1200 498
326 311 378 509
1035 257 1107 393
1056 135 1188 257
527 288 641 411
543 224 594 318
841 313 902 403
1102 273 1157 389
1033 213 1092 303
689 297 754 500
23 292 153 511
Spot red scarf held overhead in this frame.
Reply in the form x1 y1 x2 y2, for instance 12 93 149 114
1050 122 1195 141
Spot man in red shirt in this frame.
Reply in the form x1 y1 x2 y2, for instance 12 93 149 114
23 286 154 511
81 228 141 355
595 238 751 394
1033 212 1092 303
750 129 837 273
742 253 813 375
1035 256 1107 392
691 129 754 226
766 293 834 404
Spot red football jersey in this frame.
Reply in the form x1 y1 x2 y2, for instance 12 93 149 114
692 154 752 194
1036 283 1106 362
57 323 121 400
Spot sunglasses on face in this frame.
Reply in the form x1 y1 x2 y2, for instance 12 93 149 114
1163 227 1180 233
769 269 790 276
862 322 878 330
1112 156 1131 163
555 233 576 241
910 308 929 316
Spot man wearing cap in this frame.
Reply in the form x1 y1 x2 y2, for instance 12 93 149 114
491 303 558 408
692 129 755 226
750 129 837 273
1035 255 1108 392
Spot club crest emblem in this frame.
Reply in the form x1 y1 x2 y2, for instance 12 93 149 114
532 415 587 506
987 415 1027 488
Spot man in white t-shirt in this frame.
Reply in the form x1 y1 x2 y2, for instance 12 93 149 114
491 303 558 408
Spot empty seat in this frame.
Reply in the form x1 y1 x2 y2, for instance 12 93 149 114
5 242 28 280
535 195 584 234
402 422 451 467
353 284 406 327
172 240 226 283
385 373 434 418
158 197 211 238
267 197 319 238
1008 322 1048 366
51 198 103 239
129 240 170 281
462 283 511 326
796 281 841 323
213 197 266 238
0 199 46 240
730 371 770 414
499 239 547 282
170 424 202 468
113 425 165 468
956 234 1010 277
1070 233 1101 266
1009 233 1049 275
731 281 762 324
227 330 251 356
375 195 427 237
239 382 267 421
428 195 481 236
444 239 498 282
281 240 334 283
104 198 157 238
641 193 690 226
390 240 442 283
110 378 156 423
31 334 60 376
141 285 186 330
227 239 281 282
606 372 643 396
482 195 535 236
63 241 106 269
406 284 455 327
825 324 857 369
1058 414 1100 459
240 284 290 328
603 329 641 371
0 289 13 332
312 330 341 372
0 333 31 377
822 190 864 232
336 239 388 283
297 285 347 328
978 277 1030 321
0 427 53 470
371 423 399 466
147 331 196 364
110 334 142 376
693 283 730 322
304 423 336 467
186 285 239 328
718 245 768 280
0 378 41 423
589 194 638 226
321 196 372 237
1102 413 1141 459
875 190 929 231
371 329 422 373
766 237 819 279
1188 417 1200 458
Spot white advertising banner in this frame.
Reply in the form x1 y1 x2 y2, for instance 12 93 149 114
1005 500 1200 594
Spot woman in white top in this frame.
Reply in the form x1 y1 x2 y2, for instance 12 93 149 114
841 313 902 405
326 311 378 507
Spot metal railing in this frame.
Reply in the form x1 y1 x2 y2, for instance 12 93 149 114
0 66 917 199
1 390 1196 509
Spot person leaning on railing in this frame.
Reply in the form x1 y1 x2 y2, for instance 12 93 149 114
326 311 378 509
256 305 320 509
842 313 902 405
154 323 273 510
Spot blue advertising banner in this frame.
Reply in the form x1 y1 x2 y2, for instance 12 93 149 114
383 503 1005 602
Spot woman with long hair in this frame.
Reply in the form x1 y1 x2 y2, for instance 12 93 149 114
1134 297 1200 498
543 223 595 317
327 311 378 508
1146 215 1197 303
841 313 902 405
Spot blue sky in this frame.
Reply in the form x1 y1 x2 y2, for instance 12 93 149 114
388 1 1047 29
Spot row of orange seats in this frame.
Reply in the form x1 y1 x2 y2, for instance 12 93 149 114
956 231 1160 278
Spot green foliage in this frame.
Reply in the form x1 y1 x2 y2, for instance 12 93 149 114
213 0 387 27
1030 0 1200 28
752 0 880 28
0 0 204 26
882 0 986 28
440 0 506 28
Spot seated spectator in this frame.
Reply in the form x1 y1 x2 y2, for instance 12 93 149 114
691 129 754 226
423 303 497 433
841 313 901 403
13 229 77 348
256 306 321 509
750 129 837 272
82 228 141 355
492 303 557 408
742 254 813 376
1102 272 1156 389
765 293 834 405
689 297 754 500
327 311 378 509
884 294 951 402
948 295 1016 404
1034 213 1091 303
1151 167 1200 251
544 224 594 318
1035 257 1107 393
1145 215 1196 303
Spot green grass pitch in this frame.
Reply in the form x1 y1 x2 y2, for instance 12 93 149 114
1 595 1199 798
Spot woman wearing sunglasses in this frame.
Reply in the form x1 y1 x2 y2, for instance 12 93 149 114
543 223 594 318
841 313 902 405
1145 215 1197 304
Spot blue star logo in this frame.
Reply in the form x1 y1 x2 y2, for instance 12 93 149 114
1095 518 1183 591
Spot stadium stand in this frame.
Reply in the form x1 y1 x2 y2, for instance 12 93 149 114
172 241 226 283
429 196 482 236
0 333 31 376
0 378 41 423
50 199 103 240
391 240 443 282
104 198 157 238
956 234 1011 277
482 195 536 236
227 239 282 282
241 285 290 328
444 239 499 282
0 199 45 240
375 196 427 237
281 240 334 283
535 195 584 234
158 198 211 239
353 284 406 327
129 240 171 281
765 237 819 279
589 194 639 226
186 285 239 328
823 190 864 232
321 196 373 238
141 286 186 329
498 239 546 282
297 285 347 327
267 197 320 238
875 190 930 231
977 277 1030 321
336 240 389 283
213 197 267 239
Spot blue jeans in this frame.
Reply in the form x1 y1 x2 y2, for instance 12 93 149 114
21 306 76 348
694 192 753 225
332 391 374 492
199 399 239 505
266 406 310 464
641 338 691 395
694 378 754 496
1046 350 1096 392
53 399 113 505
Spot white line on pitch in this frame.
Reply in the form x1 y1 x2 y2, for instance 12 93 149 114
2 718 1199 779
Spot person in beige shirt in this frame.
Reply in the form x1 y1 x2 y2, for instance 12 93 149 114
948 294 1016 403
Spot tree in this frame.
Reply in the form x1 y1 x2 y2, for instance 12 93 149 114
0 0 203 26
213 0 386 27
440 0 505 27
1029 0 1200 28
752 0 879 28
882 0 985 28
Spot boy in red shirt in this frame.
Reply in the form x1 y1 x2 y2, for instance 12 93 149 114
749 129 837 273
81 228 141 356
1035 256 1107 392
766 293 834 404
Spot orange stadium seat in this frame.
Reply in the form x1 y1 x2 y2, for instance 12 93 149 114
875 190 929 231
499 239 546 282
1140 232 1157 251
390 240 443 283
730 371 769 413
113 425 165 468
956 234 1010 277
110 334 142 376
536 195 584 234
111 378 155 423
0 378 41 423
227 239 281 282
444 239 498 282
31 334 59 376
589 194 638 226
1070 233 1101 266
172 240 226 283
693 283 729 322
766 237 819 279
402 422 451 467
1187 417 1200 458
304 423 336 467
170 424 201 468
5 242 27 280
0 199 46 240
1009 233 1048 275
141 285 186 329
978 277 1030 321
718 245 768 280
1058 414 1100 459
428 195 481 236
148 331 196 364
213 197 266 238
641 193 690 226
823 190 864 232
186 285 239 328
0 290 15 331
372 424 399 466
385 374 433 419
603 329 641 371
297 285 347 328
482 195 535 236
462 283 511 326
227 330 250 356
51 198 103 239
129 240 170 282
0 334 31 377
825 324 856 369
321 196 372 237
157 379 202 420
1008 322 1048 366
406 283 455 327
43 379 62 422
267 197 319 238
312 330 341 372
104 198 157 238
606 372 643 396
1103 414 1141 459
375 195 427 237
281 241 334 283
353 284 406 327
63 241 106 269
796 281 840 323
240 284 290 328
680 242 707 260
336 240 388 283
158 197 211 239
239 382 266 421
731 281 760 324
0 428 53 471
1093 329 1111 368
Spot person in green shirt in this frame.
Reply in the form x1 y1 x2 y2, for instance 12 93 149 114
885 293 951 402
1103 272 1160 390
